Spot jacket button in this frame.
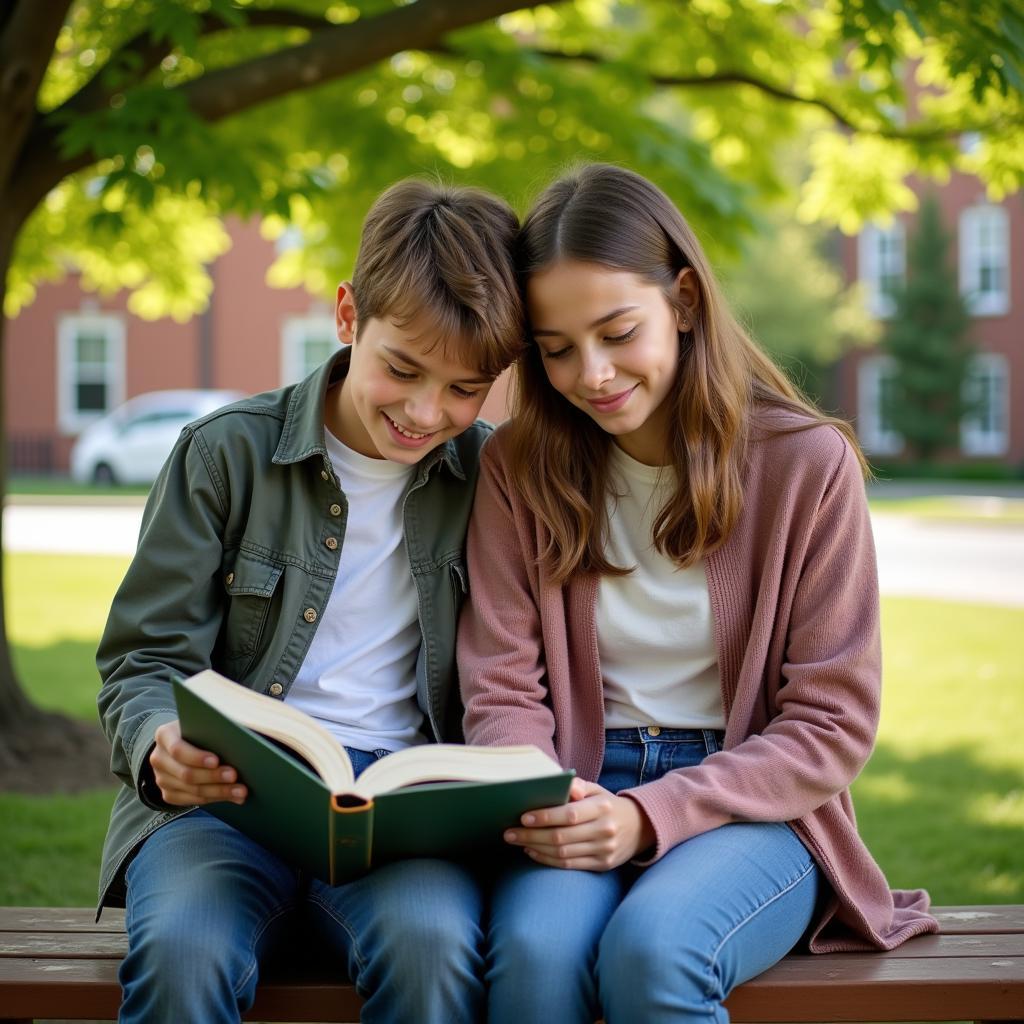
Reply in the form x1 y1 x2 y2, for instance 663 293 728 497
329 503 342 516
320 469 330 481
268 682 284 697
647 726 662 736
325 536 338 551
225 572 235 587
303 607 318 623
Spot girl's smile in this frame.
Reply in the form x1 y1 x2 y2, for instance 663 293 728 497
527 259 695 465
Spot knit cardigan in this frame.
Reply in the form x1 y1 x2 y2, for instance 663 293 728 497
457 415 938 952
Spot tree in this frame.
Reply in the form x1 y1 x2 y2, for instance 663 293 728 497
883 195 975 462
722 212 879 405
2 0 1022 784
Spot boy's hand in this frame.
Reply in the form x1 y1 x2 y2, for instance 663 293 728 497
150 720 247 806
503 777 655 871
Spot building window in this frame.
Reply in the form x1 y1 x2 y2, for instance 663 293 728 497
959 205 1010 316
57 313 125 434
857 355 903 456
959 132 982 155
281 315 337 385
858 222 905 319
961 354 1009 456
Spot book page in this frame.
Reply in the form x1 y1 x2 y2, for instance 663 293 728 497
178 670 356 793
352 743 565 799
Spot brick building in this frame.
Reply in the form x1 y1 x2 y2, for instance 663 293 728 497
6 173 1020 475
5 218 510 474
835 165 1021 468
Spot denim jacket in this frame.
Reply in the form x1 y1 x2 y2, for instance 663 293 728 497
96 348 489 911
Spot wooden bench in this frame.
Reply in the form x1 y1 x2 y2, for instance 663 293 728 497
1 904 1021 1022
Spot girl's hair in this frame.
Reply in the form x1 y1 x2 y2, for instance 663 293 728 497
509 163 867 583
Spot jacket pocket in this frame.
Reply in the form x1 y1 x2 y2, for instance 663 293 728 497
449 558 468 606
221 550 285 660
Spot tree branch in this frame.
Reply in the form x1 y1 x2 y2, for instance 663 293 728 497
8 0 537 226
0 0 74 193
515 45 1020 143
60 5 334 120
177 0 533 124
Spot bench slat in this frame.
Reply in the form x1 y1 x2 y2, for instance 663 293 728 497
3 929 1023 962
1 906 1021 1024
0 907 125 933
1 903 1018 934
726 955 1024 1022
0 959 363 1023
933 906 1024 935
0 932 127 957
2 954 1021 1024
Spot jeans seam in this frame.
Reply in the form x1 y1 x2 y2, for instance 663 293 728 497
306 889 369 987
638 739 651 783
703 858 817 1000
232 901 295 1000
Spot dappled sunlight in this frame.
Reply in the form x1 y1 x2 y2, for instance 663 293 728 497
856 741 1024 903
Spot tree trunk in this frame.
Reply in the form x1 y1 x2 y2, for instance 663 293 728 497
0 208 38 727
0 202 114 793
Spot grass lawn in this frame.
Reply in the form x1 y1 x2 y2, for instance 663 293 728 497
868 494 1024 525
8 476 150 498
2 551 1022 907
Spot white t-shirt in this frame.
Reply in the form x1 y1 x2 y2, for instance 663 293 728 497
285 429 426 751
598 445 725 730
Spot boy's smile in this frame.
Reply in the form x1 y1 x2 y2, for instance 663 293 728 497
328 283 494 464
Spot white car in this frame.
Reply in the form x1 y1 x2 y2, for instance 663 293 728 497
70 389 245 485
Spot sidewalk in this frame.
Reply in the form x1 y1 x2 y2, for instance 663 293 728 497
5 498 1023 607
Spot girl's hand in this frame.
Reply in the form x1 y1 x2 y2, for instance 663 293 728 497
149 720 247 806
504 777 655 871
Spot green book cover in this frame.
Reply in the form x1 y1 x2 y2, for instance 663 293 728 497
173 674 574 885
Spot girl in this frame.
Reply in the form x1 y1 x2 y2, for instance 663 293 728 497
457 164 937 1023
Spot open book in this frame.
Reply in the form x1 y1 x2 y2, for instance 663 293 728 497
173 670 574 884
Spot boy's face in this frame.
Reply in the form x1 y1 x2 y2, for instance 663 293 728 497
330 283 494 464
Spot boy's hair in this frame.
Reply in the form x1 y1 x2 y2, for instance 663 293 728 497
351 179 526 379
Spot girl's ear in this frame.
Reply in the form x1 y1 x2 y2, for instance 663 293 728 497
674 267 700 331
336 282 358 344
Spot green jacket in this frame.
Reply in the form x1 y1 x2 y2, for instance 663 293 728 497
96 349 489 911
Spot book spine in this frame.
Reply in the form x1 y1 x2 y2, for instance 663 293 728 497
328 796 374 884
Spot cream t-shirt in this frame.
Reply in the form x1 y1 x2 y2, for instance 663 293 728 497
286 429 426 751
598 444 725 730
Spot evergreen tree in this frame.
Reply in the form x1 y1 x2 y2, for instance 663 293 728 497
883 196 975 462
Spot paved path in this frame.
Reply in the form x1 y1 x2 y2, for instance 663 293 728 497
870 514 1024 608
5 500 1024 608
5 503 147 558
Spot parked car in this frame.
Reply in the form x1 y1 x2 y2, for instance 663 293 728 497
70 389 245 484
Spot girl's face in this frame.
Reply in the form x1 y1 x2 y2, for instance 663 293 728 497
526 259 693 466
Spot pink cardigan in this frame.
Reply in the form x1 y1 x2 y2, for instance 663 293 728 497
458 415 938 952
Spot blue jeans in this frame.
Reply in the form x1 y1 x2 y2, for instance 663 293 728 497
486 728 822 1024
118 747 484 1024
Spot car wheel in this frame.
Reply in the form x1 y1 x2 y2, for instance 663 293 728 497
93 462 117 485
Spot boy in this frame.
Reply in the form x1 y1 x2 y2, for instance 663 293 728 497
96 179 524 1024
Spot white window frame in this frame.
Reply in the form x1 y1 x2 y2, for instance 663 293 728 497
959 132 982 155
959 205 1010 317
857 355 904 456
281 314 338 386
858 222 905 319
56 313 126 434
961 353 1010 456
